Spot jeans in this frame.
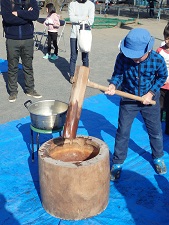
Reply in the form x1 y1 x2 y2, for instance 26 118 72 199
113 92 164 164
69 38 89 77
6 38 35 94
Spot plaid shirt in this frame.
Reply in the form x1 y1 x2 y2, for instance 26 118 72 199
110 50 168 96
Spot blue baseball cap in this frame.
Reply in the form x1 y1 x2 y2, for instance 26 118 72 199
120 28 155 58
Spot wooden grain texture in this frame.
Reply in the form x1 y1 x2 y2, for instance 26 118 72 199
63 66 90 139
87 80 156 105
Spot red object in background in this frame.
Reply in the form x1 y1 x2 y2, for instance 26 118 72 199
161 83 169 90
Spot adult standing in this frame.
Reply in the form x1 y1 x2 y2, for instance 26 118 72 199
147 0 158 18
68 0 95 83
1 0 42 102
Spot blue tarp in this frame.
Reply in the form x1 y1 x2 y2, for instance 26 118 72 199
0 94 169 225
0 59 22 73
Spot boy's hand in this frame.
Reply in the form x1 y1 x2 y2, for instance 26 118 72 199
142 92 154 105
105 84 116 95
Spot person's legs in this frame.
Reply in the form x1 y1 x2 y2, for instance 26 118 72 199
141 92 166 174
43 32 52 59
20 39 35 93
50 32 58 60
113 100 139 164
111 99 139 180
51 32 58 56
6 39 20 95
149 8 154 17
70 38 78 77
47 32 52 55
81 52 89 67
141 94 164 159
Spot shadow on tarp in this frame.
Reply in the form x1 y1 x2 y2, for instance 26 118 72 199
16 122 54 200
16 122 32 155
27 154 41 200
80 108 117 141
16 122 53 156
80 108 117 166
113 170 169 225
16 121 63 201
0 193 21 225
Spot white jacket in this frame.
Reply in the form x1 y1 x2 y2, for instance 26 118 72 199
68 0 95 38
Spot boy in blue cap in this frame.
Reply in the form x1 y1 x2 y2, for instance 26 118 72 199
105 28 168 181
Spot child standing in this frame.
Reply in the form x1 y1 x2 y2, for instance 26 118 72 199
157 22 169 135
43 3 60 60
105 28 168 181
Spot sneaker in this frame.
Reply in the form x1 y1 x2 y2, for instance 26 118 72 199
43 53 51 59
26 90 42 99
110 164 122 181
50 54 58 60
9 93 17 103
153 157 167 175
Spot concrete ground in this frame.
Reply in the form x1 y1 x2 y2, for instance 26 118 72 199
0 7 168 124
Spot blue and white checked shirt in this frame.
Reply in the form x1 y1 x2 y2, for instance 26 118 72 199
110 50 168 96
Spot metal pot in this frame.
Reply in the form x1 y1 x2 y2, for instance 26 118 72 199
24 100 68 130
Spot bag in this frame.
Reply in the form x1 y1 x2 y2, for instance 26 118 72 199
78 21 92 53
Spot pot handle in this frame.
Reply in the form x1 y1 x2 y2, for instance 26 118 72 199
24 100 32 109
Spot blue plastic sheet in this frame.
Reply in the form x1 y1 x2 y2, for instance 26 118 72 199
0 94 169 225
0 59 22 73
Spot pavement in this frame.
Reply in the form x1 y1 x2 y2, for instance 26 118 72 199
0 8 168 124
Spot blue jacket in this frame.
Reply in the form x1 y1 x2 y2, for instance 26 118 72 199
1 0 39 40
110 51 168 96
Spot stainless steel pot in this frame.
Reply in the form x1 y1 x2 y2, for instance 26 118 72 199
24 100 68 130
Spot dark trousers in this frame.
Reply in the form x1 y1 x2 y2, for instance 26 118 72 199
149 8 155 17
69 38 89 77
160 88 169 134
6 38 35 94
47 31 58 56
113 92 164 164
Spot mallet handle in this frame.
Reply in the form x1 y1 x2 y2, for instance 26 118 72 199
87 80 156 105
